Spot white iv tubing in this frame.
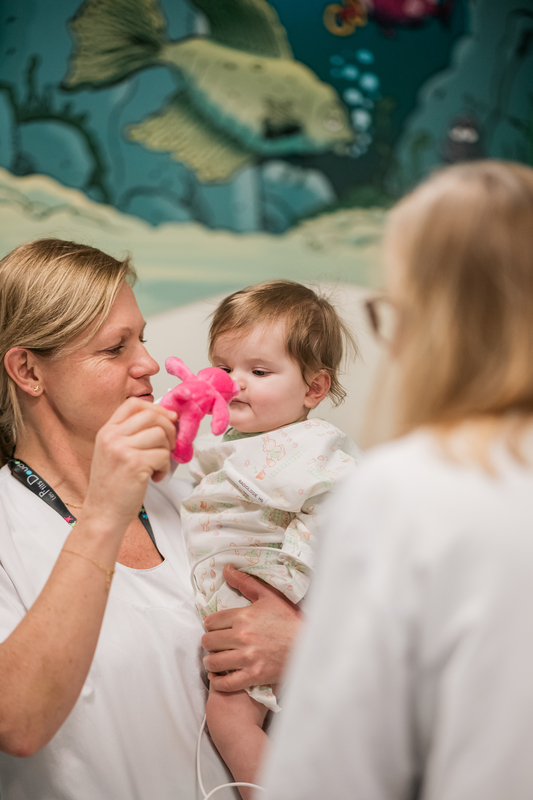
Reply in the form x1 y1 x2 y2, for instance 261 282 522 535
196 713 265 799
193 546 310 798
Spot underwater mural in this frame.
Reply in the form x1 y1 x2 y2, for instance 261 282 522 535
64 0 354 182
0 0 532 318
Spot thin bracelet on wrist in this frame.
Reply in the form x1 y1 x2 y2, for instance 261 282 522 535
62 549 115 591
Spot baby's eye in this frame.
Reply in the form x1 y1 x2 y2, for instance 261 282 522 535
217 366 231 373
252 369 268 376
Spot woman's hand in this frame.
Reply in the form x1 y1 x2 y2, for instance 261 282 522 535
82 398 177 535
201 565 303 692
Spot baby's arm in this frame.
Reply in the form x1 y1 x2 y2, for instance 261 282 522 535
203 568 302 796
206 685 270 800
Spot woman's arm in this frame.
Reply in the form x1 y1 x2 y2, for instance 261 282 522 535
201 564 303 691
0 399 176 757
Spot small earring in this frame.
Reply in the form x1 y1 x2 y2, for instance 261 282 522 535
33 386 40 392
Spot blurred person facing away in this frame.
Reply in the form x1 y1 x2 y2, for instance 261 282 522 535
261 160 533 800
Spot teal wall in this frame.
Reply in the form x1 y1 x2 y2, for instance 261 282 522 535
0 0 531 314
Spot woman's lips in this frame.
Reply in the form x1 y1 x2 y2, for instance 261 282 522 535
131 392 154 402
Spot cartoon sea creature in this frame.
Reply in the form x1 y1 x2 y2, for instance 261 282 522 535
366 0 455 31
324 0 454 37
441 115 485 164
64 0 354 182
324 0 368 36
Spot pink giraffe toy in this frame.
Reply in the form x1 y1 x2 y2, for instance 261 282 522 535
160 357 240 463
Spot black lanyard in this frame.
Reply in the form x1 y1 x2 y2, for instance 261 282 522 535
7 458 158 549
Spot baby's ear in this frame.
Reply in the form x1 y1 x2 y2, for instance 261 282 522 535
304 371 331 408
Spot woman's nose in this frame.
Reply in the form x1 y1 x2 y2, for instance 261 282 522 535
133 344 160 377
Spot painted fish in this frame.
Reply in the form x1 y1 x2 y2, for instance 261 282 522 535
63 0 354 182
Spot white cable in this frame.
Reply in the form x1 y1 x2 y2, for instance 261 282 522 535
193 546 310 797
197 712 265 799
203 783 265 800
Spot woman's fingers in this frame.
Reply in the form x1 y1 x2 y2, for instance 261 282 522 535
108 396 176 425
99 401 176 461
208 668 259 693
203 607 242 633
84 399 177 534
109 401 177 449
220 565 267 604
201 627 238 654
204 646 252 675
126 425 175 452
117 403 176 433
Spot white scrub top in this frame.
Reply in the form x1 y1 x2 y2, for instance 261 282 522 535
261 429 533 800
0 465 237 800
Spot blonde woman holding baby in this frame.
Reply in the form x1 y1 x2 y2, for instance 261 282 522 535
0 238 300 800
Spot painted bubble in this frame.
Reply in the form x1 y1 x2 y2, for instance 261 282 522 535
351 109 372 129
341 64 359 80
329 54 345 66
359 72 380 93
350 143 367 158
343 88 364 105
356 49 374 64
330 68 343 78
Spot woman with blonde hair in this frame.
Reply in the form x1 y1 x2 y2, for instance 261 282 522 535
0 238 299 799
261 160 533 800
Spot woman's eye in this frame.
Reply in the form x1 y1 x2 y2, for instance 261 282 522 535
106 344 124 356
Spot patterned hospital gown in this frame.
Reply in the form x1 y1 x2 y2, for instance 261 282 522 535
182 418 359 710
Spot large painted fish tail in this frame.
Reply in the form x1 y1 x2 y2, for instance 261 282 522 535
63 0 167 90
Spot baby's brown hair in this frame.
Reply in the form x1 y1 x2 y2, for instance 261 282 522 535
208 280 357 406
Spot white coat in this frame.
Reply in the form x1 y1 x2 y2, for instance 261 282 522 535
261 430 533 800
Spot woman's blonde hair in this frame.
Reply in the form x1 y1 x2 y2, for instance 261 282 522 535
208 279 357 406
0 238 136 465
385 160 533 441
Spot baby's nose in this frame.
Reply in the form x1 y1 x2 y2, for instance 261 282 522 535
233 371 246 389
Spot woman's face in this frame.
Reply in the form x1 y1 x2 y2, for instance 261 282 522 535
38 283 159 442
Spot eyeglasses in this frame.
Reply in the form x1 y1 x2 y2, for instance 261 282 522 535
365 296 399 344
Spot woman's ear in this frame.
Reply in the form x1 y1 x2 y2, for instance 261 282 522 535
304 370 331 409
4 348 43 396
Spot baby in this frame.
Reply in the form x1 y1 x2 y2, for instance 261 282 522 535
181 279 360 794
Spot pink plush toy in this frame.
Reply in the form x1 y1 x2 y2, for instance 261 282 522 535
160 357 240 463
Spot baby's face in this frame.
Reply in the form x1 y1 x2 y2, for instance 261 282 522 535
211 321 312 433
